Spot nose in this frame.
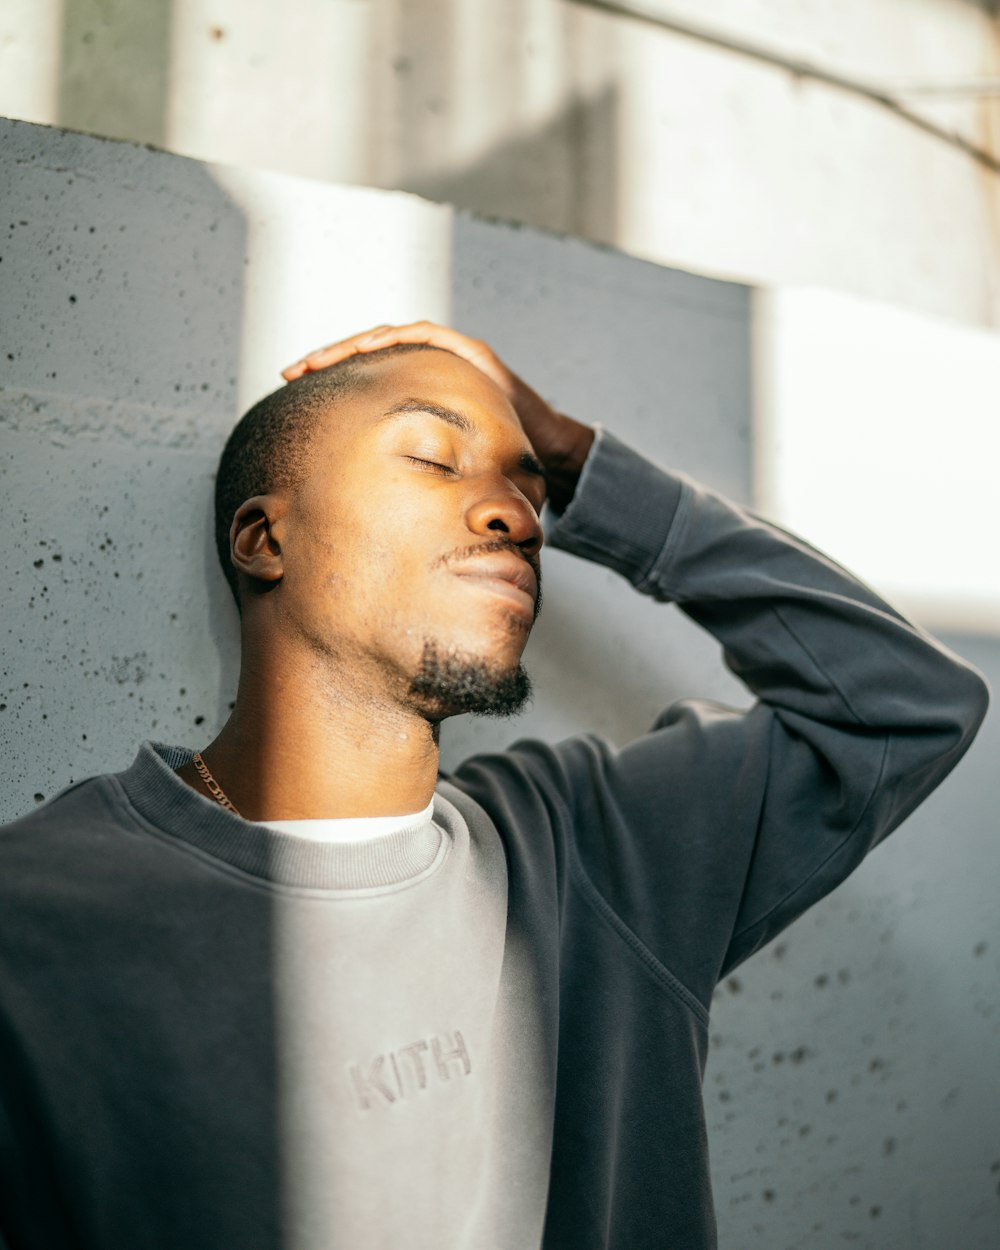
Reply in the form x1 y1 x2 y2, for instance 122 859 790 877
465 481 544 557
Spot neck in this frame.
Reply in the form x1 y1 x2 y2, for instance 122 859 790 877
177 638 442 822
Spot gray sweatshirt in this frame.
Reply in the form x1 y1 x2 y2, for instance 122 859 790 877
0 430 989 1250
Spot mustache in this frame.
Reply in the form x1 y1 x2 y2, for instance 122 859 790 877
434 538 543 622
435 538 541 584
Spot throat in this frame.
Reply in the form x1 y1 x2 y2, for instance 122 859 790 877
176 696 443 823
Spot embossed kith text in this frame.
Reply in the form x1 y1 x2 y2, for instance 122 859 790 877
349 1031 471 1110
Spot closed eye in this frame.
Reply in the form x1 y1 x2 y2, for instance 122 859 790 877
406 456 454 474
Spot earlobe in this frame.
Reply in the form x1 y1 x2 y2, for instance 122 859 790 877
230 495 284 586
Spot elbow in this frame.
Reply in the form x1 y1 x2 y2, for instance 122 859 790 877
932 660 991 761
894 656 991 775
958 665 991 747
867 664 989 844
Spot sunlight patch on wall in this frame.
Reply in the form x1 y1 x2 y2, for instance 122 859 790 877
0 0 63 125
753 286 1000 635
210 167 454 412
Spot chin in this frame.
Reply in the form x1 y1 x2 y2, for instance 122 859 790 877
406 640 533 719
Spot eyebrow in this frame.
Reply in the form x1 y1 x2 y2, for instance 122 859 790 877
378 398 547 479
380 398 473 433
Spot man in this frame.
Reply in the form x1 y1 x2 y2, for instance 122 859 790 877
0 321 989 1250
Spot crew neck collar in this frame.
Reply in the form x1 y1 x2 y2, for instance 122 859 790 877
115 742 449 892
257 799 435 845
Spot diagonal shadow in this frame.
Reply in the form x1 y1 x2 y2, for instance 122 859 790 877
394 84 620 247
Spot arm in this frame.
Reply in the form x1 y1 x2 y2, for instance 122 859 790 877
533 426 989 991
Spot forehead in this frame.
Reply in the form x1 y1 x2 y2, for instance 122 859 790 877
316 349 525 448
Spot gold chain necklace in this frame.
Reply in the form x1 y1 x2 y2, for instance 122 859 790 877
192 751 242 817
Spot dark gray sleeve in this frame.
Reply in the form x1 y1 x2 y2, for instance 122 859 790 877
534 427 990 1000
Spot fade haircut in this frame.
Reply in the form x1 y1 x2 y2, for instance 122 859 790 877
214 341 445 609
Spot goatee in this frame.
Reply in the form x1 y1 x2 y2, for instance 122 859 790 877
408 641 533 718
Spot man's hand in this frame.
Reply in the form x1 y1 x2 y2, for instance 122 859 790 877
281 321 595 511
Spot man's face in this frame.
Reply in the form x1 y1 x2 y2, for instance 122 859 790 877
273 350 547 719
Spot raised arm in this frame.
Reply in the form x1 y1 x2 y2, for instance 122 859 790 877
533 427 990 992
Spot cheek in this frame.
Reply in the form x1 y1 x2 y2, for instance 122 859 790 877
298 504 425 616
290 467 463 616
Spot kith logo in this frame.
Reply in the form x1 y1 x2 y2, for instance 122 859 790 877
349 1031 471 1111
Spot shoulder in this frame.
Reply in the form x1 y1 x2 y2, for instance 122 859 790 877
0 741 194 859
0 771 123 850
0 773 132 905
0 750 164 912
443 696 766 839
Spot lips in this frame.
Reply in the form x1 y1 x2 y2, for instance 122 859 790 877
451 553 539 606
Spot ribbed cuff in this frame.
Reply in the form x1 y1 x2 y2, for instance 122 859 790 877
545 426 687 591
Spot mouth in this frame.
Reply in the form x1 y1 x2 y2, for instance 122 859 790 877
451 553 539 621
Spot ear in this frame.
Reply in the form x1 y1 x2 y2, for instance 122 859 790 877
230 495 285 589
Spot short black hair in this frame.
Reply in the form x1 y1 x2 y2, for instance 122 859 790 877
214 341 445 609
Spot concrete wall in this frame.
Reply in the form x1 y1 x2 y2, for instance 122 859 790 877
1 0 999 329
2 119 998 1248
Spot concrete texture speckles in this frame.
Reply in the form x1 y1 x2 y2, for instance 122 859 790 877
1 425 240 807
1 119 248 807
1 122 245 415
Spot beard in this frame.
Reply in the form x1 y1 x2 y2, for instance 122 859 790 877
407 640 533 719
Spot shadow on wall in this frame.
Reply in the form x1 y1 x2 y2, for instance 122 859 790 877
57 0 173 147
0 117 247 817
399 84 620 246
440 210 754 767
370 0 620 245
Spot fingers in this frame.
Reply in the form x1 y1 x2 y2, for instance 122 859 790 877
280 324 394 380
280 321 506 388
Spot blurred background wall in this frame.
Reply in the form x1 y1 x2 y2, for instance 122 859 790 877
1 2 999 1247
2 0 1000 328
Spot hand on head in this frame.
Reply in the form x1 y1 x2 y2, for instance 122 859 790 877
282 321 595 510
